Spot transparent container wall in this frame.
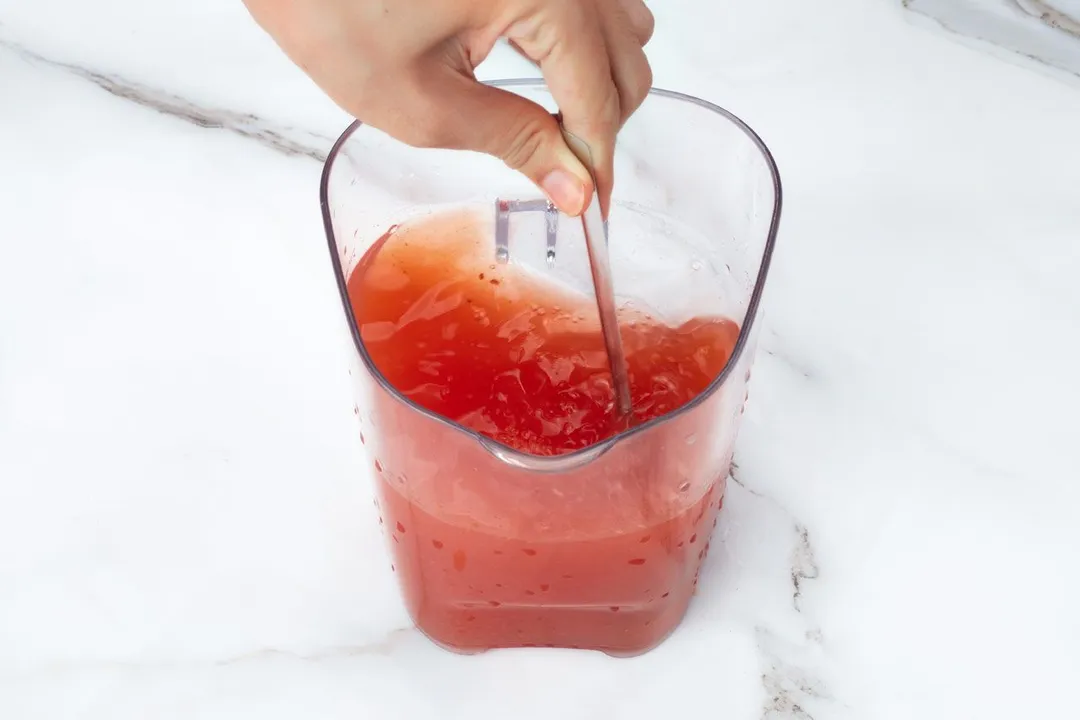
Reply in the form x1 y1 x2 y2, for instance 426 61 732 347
322 81 781 657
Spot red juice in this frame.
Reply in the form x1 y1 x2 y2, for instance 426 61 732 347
346 210 740 655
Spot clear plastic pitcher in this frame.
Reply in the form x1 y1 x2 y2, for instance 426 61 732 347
320 80 781 657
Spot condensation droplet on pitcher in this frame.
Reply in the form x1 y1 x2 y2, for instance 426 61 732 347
691 260 703 271
685 434 697 445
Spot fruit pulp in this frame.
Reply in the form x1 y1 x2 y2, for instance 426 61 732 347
346 209 739 655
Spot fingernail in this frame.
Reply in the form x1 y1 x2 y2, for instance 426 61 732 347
540 169 586 216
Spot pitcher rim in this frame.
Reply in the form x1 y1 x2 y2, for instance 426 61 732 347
320 80 783 472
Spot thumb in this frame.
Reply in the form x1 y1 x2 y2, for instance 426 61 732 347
420 72 594 216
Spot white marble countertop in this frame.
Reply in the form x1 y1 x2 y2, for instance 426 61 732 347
2 1 1079 718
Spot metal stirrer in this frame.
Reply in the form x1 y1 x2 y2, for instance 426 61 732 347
559 127 633 419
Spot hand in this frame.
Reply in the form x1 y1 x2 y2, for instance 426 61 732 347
243 0 654 217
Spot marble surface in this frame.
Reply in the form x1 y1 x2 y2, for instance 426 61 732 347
2 0 1080 718
905 0 1080 79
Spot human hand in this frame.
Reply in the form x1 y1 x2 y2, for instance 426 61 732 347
243 0 654 217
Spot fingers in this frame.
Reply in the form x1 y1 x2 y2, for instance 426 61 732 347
506 0 653 218
618 0 655 46
509 0 652 62
603 8 653 127
404 66 594 216
366 0 654 221
508 0 622 217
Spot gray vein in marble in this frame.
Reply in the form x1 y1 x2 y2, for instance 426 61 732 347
728 462 838 718
1015 0 1080 36
789 524 819 613
0 39 333 162
757 627 832 720
7 627 417 677
216 626 416 666
903 0 1080 80
763 348 813 381
730 462 819 614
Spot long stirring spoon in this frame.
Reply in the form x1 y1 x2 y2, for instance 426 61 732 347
559 126 633 419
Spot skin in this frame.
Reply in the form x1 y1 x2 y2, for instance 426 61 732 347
242 0 654 217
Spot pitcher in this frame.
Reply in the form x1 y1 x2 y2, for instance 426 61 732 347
320 80 782 656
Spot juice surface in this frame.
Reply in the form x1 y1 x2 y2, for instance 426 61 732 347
346 210 740 655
